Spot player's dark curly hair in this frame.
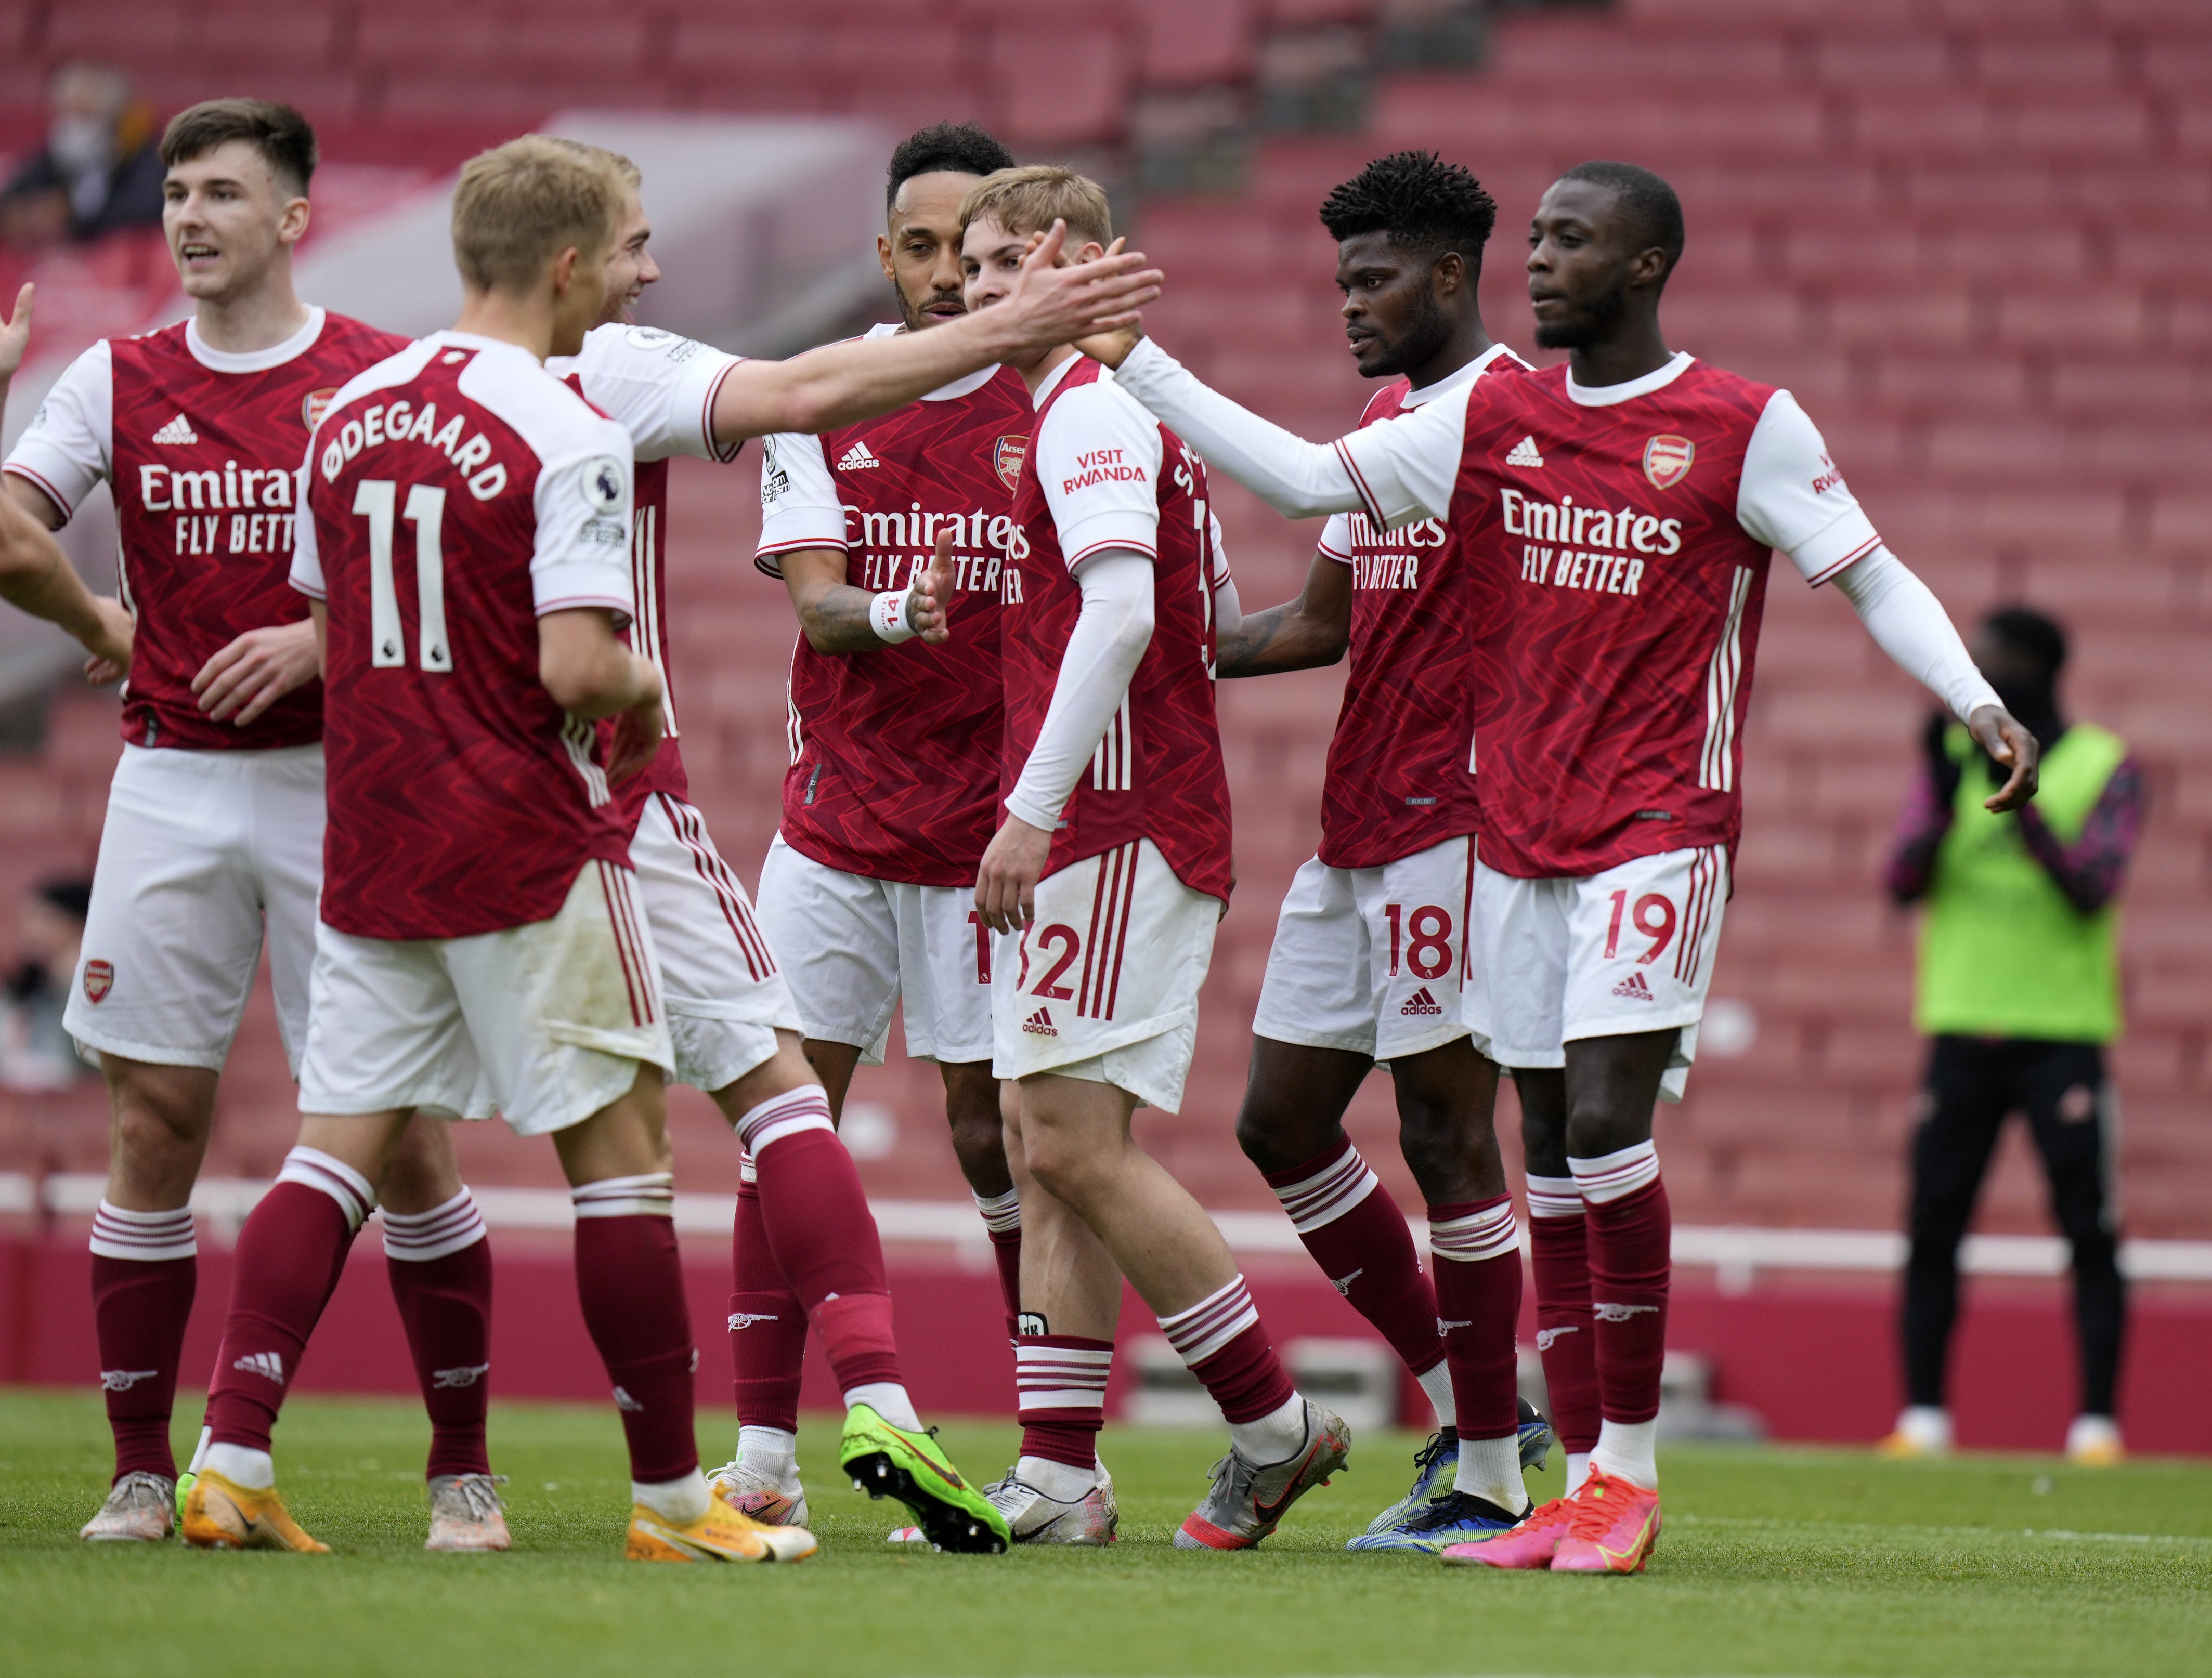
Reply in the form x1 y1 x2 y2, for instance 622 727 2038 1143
1558 160 1685 278
1318 150 1497 266
887 123 1017 210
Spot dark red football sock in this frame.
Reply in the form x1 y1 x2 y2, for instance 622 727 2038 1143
1527 1184 1602 1454
1427 1197 1524 1442
729 1175 806 1433
1580 1175 1671 1426
1266 1139 1446 1382
206 1166 369 1452
972 1189 1024 1337
90 1216 197 1482
1159 1277 1295 1424
383 1191 494 1480
572 1200 699 1485
1016 1334 1112 1470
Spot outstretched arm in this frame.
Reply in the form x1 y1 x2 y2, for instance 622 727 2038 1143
1216 548 1351 677
710 224 1160 446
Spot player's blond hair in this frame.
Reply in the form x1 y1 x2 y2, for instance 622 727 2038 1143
548 136 642 191
450 135 626 294
957 165 1113 251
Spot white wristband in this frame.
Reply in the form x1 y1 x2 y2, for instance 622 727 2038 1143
868 587 916 644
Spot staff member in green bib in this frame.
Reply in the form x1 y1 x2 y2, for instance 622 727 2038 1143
1878 607 2142 1465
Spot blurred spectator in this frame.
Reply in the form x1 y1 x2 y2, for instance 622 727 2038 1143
2 875 93 1089
1880 607 2142 1466
0 64 166 247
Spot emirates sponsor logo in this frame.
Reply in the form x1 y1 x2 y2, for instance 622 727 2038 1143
82 959 114 1003
1642 434 1695 490
1400 987 1444 1017
612 1385 645 1412
1592 1301 1659 1322
151 413 198 445
1535 1325 1579 1352
993 433 1028 490
1610 972 1655 1002
1505 434 1545 468
431 1362 489 1389
233 1351 286 1385
101 1369 160 1392
301 386 339 430
726 1312 780 1332
837 440 881 470
1022 1006 1058 1038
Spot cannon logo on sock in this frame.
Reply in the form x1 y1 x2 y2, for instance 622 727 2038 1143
1591 1302 1659 1323
100 1369 159 1392
432 1363 489 1389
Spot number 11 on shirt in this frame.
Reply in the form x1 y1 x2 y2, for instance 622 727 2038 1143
353 478 451 672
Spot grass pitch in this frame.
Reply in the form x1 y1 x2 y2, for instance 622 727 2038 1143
3 1389 2208 1677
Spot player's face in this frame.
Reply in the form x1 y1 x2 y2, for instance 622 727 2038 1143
1335 230 1450 379
598 191 659 329
163 140 308 303
882 171 981 332
1526 178 1642 350
961 216 1107 367
548 236 615 359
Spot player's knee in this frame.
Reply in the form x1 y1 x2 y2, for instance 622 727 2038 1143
108 1063 215 1154
1233 1090 1337 1173
1020 1130 1109 1212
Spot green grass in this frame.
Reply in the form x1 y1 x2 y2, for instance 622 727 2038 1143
4 1389 2209 1677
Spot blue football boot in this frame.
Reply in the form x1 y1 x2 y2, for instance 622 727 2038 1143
1347 1489 1531 1554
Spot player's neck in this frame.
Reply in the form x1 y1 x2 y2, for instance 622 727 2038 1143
1565 316 1672 391
190 270 313 357
1016 340 1079 397
452 289 559 361
1402 315 1493 393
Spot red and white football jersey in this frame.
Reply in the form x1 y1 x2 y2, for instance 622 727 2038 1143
755 325 1031 887
1006 355 1232 903
293 332 638 939
4 308 408 751
1337 352 1882 879
1313 342 1527 869
548 321 745 824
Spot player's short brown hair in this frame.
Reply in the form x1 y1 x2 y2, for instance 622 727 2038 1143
957 165 1113 251
160 99 316 198
450 136 626 295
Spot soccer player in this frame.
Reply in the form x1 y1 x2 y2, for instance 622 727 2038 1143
962 165 1350 1551
1086 160 2037 1573
180 136 817 1562
1211 151 1544 1552
0 100 504 1550
738 122 1039 1534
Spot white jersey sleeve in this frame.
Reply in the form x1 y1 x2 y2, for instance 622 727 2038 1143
532 428 637 621
4 339 114 517
1317 513 1354 562
1331 379 1477 531
289 444 324 599
1037 371 1163 566
1736 390 1883 585
548 324 743 464
754 430 846 571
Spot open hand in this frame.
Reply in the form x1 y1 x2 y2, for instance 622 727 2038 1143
1968 704 2039 812
907 529 957 644
1004 221 1162 350
192 620 319 725
0 282 32 381
974 812 1053 934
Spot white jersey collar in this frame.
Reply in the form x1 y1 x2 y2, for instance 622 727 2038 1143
865 320 1002 402
425 330 539 363
1401 340 1520 408
1566 350 1695 408
186 306 326 374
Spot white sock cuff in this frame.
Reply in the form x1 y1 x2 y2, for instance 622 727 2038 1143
1269 1140 1380 1233
572 1173 675 1219
381 1188 487 1261
1429 1199 1519 1264
1157 1275 1258 1365
1014 1341 1113 1415
632 1470 711 1524
1568 1140 1660 1204
733 1087 835 1155
738 1150 757 1186
90 1200 197 1261
1524 1174 1583 1220
972 1188 1022 1235
278 1146 376 1230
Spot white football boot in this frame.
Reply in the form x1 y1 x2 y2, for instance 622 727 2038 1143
707 1458 810 1527
425 1473 511 1551
80 1471 176 1542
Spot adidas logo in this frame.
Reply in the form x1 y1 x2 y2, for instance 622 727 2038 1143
431 1362 489 1389
726 1312 780 1332
1504 435 1544 468
100 1369 159 1392
1534 1325 1579 1352
837 440 881 470
1592 1301 1659 1322
1610 971 1655 1001
151 413 198 445
232 1351 285 1385
1022 1006 1057 1038
1399 986 1444 1017
612 1385 645 1412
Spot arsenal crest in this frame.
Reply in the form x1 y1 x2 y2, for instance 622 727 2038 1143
1643 434 1695 490
301 387 339 430
83 959 114 1003
993 434 1029 492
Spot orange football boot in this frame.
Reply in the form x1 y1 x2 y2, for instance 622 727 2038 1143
1548 1467 1661 1574
181 1469 329 1553
1438 1494 1578 1569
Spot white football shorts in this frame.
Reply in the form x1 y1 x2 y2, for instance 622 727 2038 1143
631 793 803 1091
1464 843 1728 1104
298 859 674 1136
1251 834 1476 1064
990 838 1219 1113
64 743 324 1075
756 832 994 1066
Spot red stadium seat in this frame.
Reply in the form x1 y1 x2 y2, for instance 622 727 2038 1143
1134 0 1261 88
984 24 1134 149
1971 36 2128 90
43 0 198 70
354 5 504 71
1808 33 1957 89
193 1 343 74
